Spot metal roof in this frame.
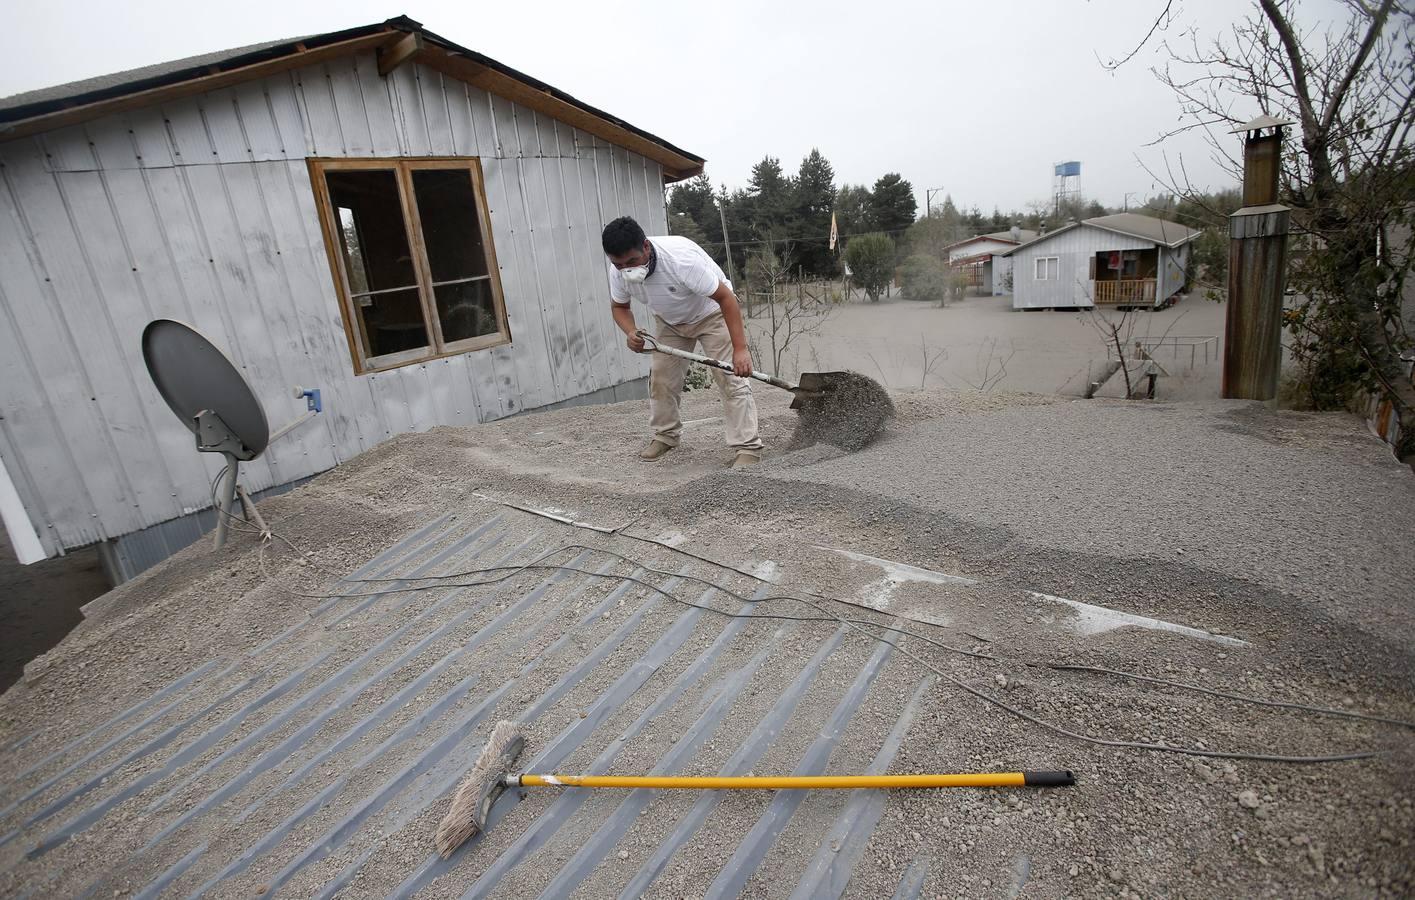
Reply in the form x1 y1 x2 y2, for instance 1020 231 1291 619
1002 213 1200 255
941 230 1037 252
1230 114 1295 133
0 509 934 896
0 16 705 179
0 36 307 112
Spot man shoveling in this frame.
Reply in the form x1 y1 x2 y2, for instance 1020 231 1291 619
602 216 763 468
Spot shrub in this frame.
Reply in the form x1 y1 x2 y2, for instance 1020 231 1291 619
901 254 950 304
844 233 895 302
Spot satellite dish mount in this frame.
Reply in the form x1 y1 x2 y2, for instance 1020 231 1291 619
142 320 322 549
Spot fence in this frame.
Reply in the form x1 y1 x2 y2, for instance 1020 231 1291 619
1106 335 1219 371
1093 278 1157 306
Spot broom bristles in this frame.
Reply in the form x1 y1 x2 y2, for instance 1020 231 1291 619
435 719 526 858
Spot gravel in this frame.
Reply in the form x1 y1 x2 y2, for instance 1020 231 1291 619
1 387 1412 898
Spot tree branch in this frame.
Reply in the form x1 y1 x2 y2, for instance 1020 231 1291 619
1100 0 1176 70
1319 0 1397 135
1258 0 1320 133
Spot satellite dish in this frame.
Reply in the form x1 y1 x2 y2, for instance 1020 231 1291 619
142 320 269 459
142 319 320 549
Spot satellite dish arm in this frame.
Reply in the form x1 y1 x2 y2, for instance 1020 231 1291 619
268 387 323 445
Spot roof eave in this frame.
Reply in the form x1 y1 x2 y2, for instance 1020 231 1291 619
0 16 705 182
1001 222 1082 256
1083 220 1200 248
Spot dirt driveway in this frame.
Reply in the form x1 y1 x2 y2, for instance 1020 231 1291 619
745 292 1228 400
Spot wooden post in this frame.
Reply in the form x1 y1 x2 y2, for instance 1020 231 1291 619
1223 116 1293 400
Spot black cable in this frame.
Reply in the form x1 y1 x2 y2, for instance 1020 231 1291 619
1047 664 1415 729
226 510 1407 761
332 538 1415 735
322 543 1399 761
609 532 1415 732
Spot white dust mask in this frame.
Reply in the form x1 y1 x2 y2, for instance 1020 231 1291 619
621 265 650 284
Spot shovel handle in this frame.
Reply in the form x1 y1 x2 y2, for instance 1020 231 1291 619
636 330 798 392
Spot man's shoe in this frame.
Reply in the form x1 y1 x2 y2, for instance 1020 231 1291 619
731 451 761 469
639 440 674 461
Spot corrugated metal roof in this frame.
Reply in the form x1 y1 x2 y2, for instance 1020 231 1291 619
1002 213 1200 256
0 15 704 176
942 230 1037 251
0 510 930 897
1084 213 1200 246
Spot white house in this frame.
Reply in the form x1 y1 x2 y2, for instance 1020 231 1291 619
942 228 1038 295
1003 213 1200 310
0 16 704 581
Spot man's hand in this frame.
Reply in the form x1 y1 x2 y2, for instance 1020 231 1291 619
732 347 753 377
626 332 647 353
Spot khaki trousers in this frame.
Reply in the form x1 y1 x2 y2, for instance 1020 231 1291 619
649 311 763 453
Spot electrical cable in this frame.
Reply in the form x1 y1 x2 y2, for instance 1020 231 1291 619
609 532 1415 731
330 547 1388 763
220 507 1411 763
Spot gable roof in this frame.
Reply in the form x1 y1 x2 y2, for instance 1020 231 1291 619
0 16 705 181
942 229 1039 252
1002 212 1200 256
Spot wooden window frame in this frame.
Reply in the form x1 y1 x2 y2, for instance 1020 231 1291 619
1035 256 1059 281
309 156 511 375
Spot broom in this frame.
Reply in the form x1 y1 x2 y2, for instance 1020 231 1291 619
434 720 1073 857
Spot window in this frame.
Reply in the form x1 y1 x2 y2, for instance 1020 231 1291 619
1034 256 1059 280
310 158 510 373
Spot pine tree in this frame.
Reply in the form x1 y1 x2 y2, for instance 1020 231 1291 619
746 156 795 242
835 184 875 238
667 173 718 239
869 173 917 238
792 149 838 277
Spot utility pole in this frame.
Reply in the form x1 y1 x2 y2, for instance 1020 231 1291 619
925 186 947 218
718 201 737 285
1222 115 1293 400
1124 192 1137 211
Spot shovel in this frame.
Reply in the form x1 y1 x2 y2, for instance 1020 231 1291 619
635 330 830 409
635 330 895 450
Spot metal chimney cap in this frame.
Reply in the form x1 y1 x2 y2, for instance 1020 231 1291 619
1231 114 1295 133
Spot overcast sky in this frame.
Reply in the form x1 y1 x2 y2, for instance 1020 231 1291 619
2 0 1332 215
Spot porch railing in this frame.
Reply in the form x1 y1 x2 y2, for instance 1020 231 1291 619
1093 278 1157 306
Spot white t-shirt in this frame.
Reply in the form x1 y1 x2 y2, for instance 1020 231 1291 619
608 236 730 325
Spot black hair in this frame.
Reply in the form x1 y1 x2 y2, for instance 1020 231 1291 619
601 216 646 256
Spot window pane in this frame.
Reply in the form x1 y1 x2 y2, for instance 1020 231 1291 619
325 170 418 293
435 280 499 343
412 169 491 283
357 287 430 358
336 208 370 294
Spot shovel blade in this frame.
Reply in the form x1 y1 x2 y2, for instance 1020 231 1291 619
789 371 851 409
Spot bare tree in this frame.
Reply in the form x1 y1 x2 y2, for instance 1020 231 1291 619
1087 308 1140 399
744 243 836 376
918 337 948 388
952 338 1016 392
1131 0 1414 464
1083 302 1189 399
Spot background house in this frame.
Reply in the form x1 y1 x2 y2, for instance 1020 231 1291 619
943 228 1038 295
0 16 704 582
1003 213 1199 310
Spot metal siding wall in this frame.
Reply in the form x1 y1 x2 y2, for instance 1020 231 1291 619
1011 226 1153 309
0 51 666 558
1160 245 1189 298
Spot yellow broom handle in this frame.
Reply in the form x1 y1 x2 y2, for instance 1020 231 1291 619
515 771 1072 789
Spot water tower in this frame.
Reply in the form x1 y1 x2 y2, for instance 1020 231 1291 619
1053 161 1081 215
